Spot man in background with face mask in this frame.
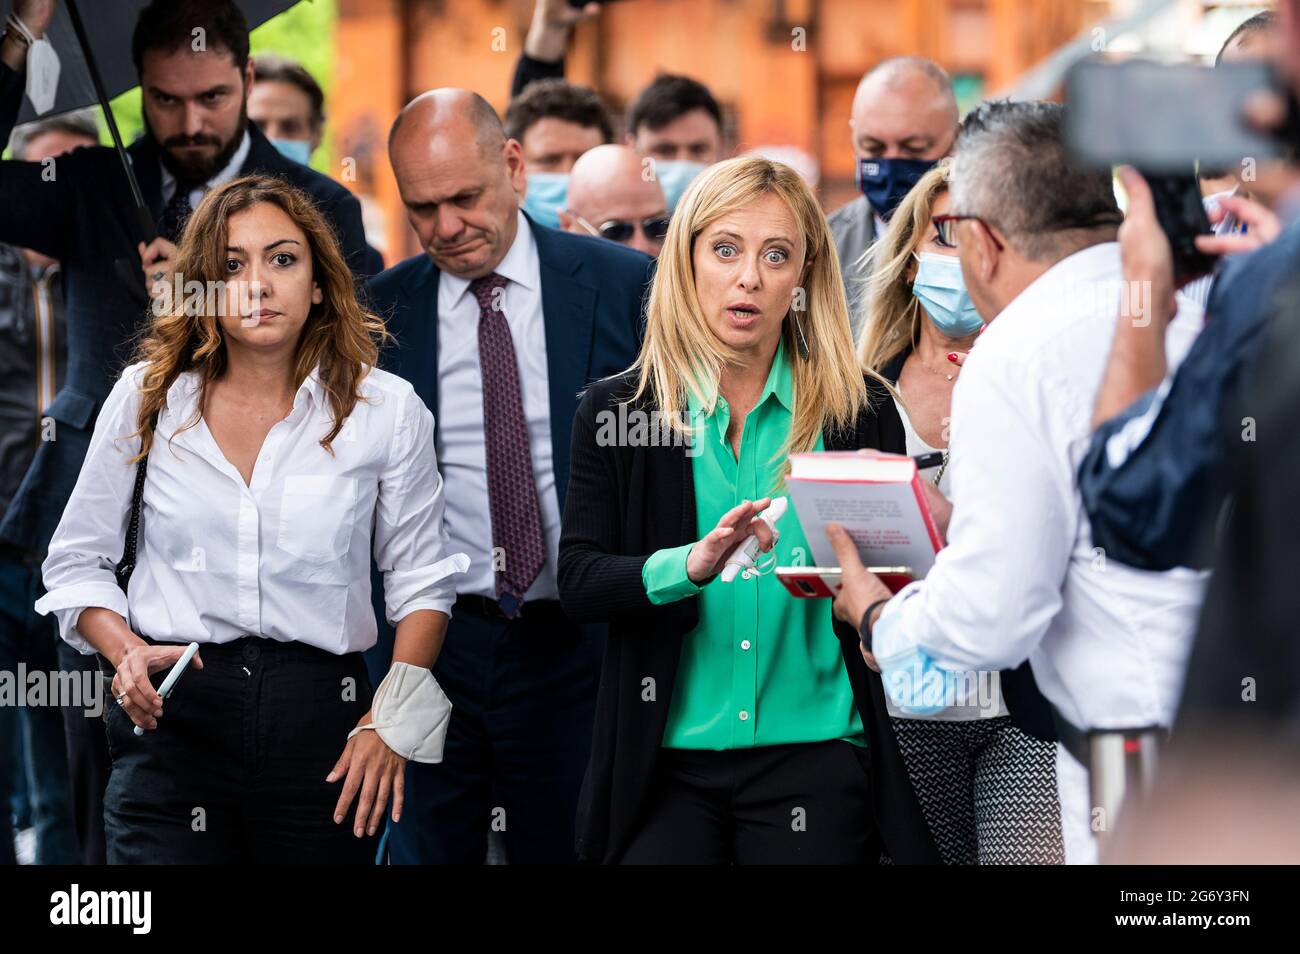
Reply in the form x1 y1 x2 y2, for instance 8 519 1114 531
248 53 385 271
509 0 725 216
503 78 613 229
829 57 959 340
248 53 324 166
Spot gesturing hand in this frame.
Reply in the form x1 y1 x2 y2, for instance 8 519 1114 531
685 497 775 584
1196 193 1283 258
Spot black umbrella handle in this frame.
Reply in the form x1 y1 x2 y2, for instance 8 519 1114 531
65 0 156 243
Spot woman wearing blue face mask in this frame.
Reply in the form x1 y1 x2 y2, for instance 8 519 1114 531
857 164 1065 865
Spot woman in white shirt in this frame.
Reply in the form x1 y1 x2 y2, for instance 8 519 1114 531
36 175 468 864
856 164 1063 864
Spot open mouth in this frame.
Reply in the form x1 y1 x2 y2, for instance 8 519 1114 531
727 305 761 324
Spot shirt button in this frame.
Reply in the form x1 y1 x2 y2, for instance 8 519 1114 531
740 639 751 651
738 710 749 721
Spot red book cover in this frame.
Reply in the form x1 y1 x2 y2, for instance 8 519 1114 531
787 451 944 580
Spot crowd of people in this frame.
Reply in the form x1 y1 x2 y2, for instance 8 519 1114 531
1 0 1297 866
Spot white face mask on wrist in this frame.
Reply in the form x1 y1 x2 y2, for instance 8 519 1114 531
347 661 453 763
7 14 60 115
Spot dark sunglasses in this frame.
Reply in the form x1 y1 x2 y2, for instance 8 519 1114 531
574 213 671 244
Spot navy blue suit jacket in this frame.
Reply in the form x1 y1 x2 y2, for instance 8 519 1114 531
0 62 376 555
1078 219 1300 570
363 215 653 662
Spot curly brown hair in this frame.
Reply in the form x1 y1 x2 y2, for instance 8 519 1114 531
130 174 387 459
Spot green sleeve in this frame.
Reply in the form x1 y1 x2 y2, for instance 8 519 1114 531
641 543 704 605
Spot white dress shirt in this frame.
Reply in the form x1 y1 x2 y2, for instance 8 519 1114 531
35 362 469 656
869 244 1209 861
888 391 1007 721
160 129 251 209
435 210 562 600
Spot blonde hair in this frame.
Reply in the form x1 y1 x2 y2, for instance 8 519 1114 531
857 163 951 374
130 175 388 459
632 156 881 481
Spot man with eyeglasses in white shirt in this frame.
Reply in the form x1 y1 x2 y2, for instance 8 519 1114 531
829 101 1209 864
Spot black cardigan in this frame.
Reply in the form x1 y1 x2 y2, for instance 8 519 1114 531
557 369 941 864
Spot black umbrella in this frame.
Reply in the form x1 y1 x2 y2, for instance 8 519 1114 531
11 0 304 241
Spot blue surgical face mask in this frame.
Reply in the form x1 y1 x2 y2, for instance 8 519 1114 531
911 251 984 337
856 157 936 221
522 172 569 228
653 160 708 212
271 138 312 165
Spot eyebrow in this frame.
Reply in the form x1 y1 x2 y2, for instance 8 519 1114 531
225 239 303 253
148 84 233 99
859 135 933 149
709 228 796 246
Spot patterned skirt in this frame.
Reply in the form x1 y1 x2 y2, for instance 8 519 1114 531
890 715 1065 865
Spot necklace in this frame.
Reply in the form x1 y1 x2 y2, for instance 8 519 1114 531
916 358 957 381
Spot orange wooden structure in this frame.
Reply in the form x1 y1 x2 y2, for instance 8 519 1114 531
331 0 1107 262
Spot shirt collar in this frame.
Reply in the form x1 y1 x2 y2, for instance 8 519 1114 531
438 209 539 309
161 129 252 205
687 337 793 419
162 362 326 425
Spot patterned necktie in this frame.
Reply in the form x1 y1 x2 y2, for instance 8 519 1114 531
158 182 194 244
469 272 547 617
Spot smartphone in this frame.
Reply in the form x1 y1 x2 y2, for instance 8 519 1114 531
776 566 915 599
1146 171 1217 283
1064 59 1282 173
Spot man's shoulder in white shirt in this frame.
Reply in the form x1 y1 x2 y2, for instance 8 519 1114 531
970 242 1122 371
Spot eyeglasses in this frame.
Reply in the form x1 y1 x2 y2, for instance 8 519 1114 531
931 214 1005 251
933 211 1124 250
572 213 671 245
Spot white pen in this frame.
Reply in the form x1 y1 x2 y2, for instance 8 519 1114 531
133 641 200 737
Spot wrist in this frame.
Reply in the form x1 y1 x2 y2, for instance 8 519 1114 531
0 31 28 71
524 19 571 62
859 597 891 650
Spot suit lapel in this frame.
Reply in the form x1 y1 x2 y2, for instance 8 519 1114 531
396 258 441 424
531 217 596 503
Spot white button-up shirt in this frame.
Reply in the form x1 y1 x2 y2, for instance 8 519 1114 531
435 210 562 600
872 243 1208 733
35 362 469 655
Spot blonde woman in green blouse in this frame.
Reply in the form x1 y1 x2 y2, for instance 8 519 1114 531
558 157 939 865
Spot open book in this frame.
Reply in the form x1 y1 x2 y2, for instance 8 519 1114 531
787 452 944 585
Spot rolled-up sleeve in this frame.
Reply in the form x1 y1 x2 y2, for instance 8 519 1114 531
34 365 145 653
374 386 469 624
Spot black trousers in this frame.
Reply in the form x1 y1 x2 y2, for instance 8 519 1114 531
58 641 111 864
619 740 882 864
104 636 376 864
387 599 601 864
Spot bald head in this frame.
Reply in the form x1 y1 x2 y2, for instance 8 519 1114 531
388 88 504 156
559 144 668 256
388 88 527 279
850 57 959 161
